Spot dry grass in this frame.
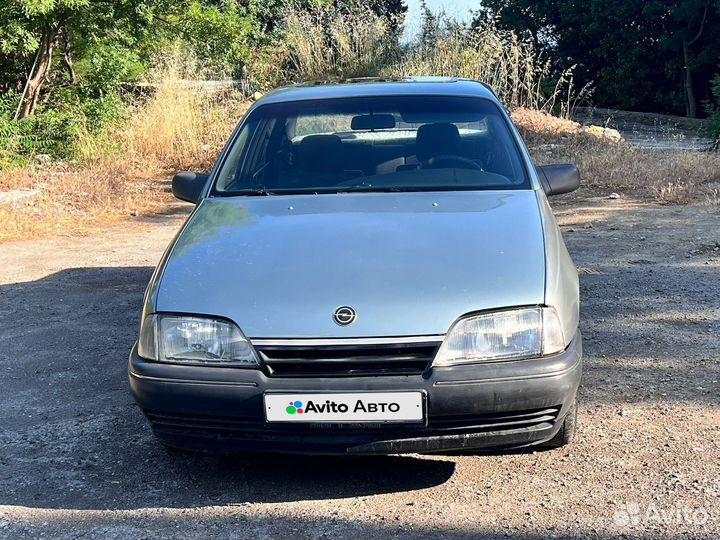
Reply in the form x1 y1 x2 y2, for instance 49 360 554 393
521 120 720 204
511 108 581 144
119 56 247 172
0 162 169 241
388 27 579 114
0 56 249 242
280 4 400 82
271 5 582 116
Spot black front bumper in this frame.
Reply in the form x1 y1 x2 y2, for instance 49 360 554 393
128 334 582 455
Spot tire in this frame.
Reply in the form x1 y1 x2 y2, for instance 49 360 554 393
540 399 577 449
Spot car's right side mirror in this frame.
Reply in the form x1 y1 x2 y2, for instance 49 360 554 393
536 164 580 196
172 171 209 204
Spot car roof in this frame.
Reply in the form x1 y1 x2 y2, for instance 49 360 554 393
257 77 501 105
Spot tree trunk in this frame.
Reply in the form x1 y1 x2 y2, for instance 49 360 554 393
682 0 711 118
62 31 76 85
682 36 697 118
14 27 58 120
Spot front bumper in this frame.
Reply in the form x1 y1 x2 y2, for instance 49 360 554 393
128 333 582 455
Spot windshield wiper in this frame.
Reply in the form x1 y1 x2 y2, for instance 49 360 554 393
236 187 276 196
339 187 426 194
336 185 404 193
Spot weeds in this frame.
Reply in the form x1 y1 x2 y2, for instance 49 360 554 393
118 51 246 172
270 4 584 116
279 4 401 82
388 22 585 115
522 123 720 204
0 52 247 242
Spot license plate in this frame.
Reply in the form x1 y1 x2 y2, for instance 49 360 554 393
264 392 424 423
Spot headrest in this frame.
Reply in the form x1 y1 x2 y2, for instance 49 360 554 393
298 135 343 173
416 123 461 162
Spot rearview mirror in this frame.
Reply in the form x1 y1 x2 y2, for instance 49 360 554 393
536 164 580 196
351 113 396 130
172 171 209 204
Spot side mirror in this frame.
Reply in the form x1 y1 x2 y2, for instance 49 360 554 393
536 164 580 196
172 172 209 204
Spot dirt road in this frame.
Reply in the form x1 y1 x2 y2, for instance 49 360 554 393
0 196 718 539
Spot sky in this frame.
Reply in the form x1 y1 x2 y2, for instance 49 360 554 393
403 0 479 40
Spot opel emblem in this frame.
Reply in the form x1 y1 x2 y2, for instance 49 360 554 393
333 306 356 326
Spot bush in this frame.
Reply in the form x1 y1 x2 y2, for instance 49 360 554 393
79 44 145 98
0 49 248 241
0 93 126 168
184 0 252 77
706 72 720 149
0 109 83 164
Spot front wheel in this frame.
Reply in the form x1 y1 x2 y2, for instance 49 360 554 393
540 400 577 449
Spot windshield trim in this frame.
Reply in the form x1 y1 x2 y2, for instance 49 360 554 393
215 184 535 197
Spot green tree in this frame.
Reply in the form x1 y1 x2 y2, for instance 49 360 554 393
418 0 439 49
706 71 720 147
477 0 720 117
0 0 178 119
0 0 324 119
183 0 258 75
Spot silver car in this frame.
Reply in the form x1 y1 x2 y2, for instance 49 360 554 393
129 78 582 455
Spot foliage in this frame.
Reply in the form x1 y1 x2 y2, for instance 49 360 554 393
182 0 286 77
0 0 322 164
78 43 146 98
477 0 720 116
706 72 720 147
336 0 407 31
0 0 168 86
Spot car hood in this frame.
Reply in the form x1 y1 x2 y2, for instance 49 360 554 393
156 191 546 338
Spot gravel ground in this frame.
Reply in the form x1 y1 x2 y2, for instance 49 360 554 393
0 196 718 539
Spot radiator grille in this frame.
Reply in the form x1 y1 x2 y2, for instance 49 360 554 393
256 341 440 377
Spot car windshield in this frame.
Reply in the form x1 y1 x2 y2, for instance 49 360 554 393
212 95 530 196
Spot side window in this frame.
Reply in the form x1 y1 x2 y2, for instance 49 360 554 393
215 118 276 191
215 124 251 191
239 118 276 183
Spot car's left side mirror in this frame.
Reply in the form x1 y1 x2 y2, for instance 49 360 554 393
536 164 580 196
172 171 209 204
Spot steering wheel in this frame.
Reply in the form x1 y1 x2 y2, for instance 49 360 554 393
423 155 483 171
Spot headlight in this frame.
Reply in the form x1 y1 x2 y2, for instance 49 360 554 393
138 314 260 367
433 307 566 366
